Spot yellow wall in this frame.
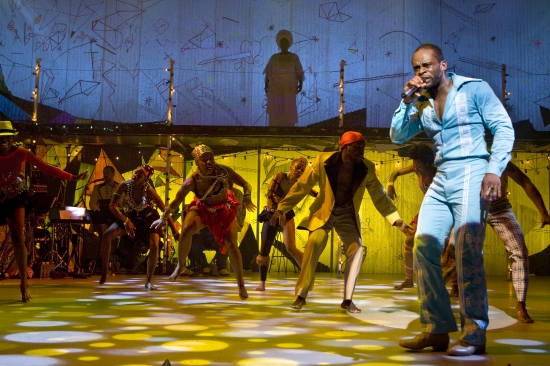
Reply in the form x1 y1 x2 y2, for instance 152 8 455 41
200 149 550 277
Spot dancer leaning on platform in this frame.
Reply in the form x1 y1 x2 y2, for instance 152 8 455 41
270 131 409 313
255 157 317 291
151 144 256 300
391 43 514 356
100 164 179 290
0 120 88 302
442 161 550 323
386 143 436 290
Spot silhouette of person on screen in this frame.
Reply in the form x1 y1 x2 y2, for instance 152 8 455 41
263 30 304 127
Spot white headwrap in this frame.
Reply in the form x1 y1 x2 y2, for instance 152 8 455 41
276 29 293 48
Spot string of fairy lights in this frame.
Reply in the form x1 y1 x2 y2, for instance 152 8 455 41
32 143 550 172
123 150 550 175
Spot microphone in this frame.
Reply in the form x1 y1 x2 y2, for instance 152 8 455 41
401 86 421 99
90 178 104 183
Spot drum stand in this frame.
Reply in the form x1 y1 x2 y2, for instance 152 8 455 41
40 222 70 277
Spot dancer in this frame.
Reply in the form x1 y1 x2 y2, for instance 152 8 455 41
0 120 88 302
270 131 409 312
391 44 514 356
442 161 550 323
264 29 304 127
256 157 317 291
152 144 256 300
386 143 435 290
100 164 179 290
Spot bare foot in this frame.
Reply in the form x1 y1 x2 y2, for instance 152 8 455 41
168 265 183 282
449 285 459 297
255 281 266 291
290 296 306 310
516 302 533 323
145 283 158 290
341 300 361 313
394 279 414 290
21 286 32 303
239 285 249 300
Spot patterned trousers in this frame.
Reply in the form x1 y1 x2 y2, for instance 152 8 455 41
443 200 529 302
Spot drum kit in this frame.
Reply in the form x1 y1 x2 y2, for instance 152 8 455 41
1 174 171 280
0 190 94 279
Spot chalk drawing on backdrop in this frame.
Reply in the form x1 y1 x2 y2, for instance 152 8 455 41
319 1 352 23
445 27 466 54
346 40 365 66
427 0 479 27
92 1 143 52
298 67 321 118
181 24 216 52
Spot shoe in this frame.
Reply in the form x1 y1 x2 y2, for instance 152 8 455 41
399 332 449 351
202 267 210 275
290 297 306 310
446 340 485 356
219 269 230 276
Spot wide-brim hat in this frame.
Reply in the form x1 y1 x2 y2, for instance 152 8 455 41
0 121 18 136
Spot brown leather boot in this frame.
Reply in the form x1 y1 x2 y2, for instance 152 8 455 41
399 332 449 351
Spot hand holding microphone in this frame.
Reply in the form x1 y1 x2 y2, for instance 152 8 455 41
401 77 426 103
401 86 421 99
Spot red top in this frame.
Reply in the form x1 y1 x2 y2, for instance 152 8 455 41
0 147 73 188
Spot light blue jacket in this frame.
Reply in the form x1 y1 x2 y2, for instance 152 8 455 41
390 73 514 177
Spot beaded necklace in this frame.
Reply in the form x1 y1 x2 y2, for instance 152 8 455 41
125 179 149 211
195 165 228 201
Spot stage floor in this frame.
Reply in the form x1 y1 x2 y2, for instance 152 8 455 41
0 272 548 366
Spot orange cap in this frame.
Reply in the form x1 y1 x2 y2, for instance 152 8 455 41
339 131 364 148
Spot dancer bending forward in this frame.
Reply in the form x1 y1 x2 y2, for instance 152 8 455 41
101 164 179 290
152 144 256 300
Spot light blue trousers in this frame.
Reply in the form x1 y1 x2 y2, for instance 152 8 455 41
415 158 490 346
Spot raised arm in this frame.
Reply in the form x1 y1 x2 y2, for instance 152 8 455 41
506 162 550 228
387 164 416 200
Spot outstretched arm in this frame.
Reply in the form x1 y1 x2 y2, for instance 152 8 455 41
151 177 194 230
506 162 550 228
386 164 416 200
25 149 87 181
168 177 194 213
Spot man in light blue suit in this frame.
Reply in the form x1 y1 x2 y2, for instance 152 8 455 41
391 44 514 356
